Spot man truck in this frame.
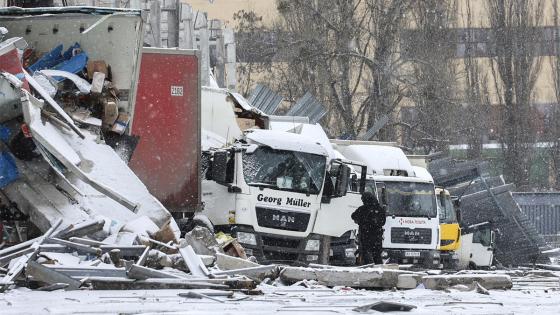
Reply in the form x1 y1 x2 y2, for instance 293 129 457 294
332 141 441 269
200 88 366 264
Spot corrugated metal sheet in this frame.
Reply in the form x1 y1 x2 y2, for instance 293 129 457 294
513 193 560 236
248 84 283 114
430 158 551 266
286 92 327 124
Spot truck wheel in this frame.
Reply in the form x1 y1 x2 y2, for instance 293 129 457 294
468 262 477 270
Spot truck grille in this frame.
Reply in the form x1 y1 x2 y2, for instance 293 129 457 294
261 236 301 249
391 227 432 244
256 207 310 232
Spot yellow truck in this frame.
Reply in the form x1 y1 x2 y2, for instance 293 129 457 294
436 187 461 269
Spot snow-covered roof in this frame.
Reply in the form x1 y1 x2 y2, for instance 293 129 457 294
201 129 227 151
269 122 337 160
412 166 434 182
245 129 328 156
337 144 415 176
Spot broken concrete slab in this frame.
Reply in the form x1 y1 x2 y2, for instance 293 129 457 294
212 265 279 282
422 274 513 290
215 253 260 271
397 273 426 289
280 266 424 289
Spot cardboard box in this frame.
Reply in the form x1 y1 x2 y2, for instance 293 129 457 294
236 117 258 131
87 60 109 79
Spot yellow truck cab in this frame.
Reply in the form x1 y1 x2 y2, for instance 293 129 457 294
436 187 461 269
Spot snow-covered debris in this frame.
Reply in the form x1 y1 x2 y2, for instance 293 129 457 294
422 274 513 290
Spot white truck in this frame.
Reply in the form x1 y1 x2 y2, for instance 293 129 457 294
200 88 365 264
457 222 495 269
332 141 441 268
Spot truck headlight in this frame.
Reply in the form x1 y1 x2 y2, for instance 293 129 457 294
381 250 388 258
236 232 257 246
305 239 320 251
432 251 440 258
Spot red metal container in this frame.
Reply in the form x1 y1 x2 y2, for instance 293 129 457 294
129 48 201 214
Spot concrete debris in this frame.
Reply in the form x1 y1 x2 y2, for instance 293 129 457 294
183 226 221 256
280 266 425 289
353 301 417 313
422 274 513 290
212 265 280 282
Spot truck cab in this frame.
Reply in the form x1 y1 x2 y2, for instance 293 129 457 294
333 142 441 268
202 129 364 264
457 221 495 269
436 187 461 269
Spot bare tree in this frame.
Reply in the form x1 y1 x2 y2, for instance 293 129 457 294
234 10 277 96
487 0 544 189
461 0 491 159
362 0 413 141
402 0 458 154
548 0 560 189
235 1 413 139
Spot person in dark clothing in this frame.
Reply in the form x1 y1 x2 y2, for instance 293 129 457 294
351 191 387 264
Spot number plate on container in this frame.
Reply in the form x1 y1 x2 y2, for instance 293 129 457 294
405 251 421 257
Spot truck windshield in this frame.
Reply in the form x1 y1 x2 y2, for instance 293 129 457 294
242 147 326 195
473 227 492 247
385 182 437 218
438 193 457 224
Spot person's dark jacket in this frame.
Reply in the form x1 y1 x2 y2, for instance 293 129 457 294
351 192 386 243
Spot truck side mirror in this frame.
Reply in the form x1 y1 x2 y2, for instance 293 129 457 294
334 164 350 197
212 151 231 184
380 187 388 206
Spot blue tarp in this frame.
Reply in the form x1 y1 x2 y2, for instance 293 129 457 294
27 43 88 81
0 125 18 188
0 150 18 188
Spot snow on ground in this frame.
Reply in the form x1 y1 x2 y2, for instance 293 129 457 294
0 279 558 314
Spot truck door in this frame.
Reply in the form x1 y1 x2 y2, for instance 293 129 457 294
313 161 364 237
